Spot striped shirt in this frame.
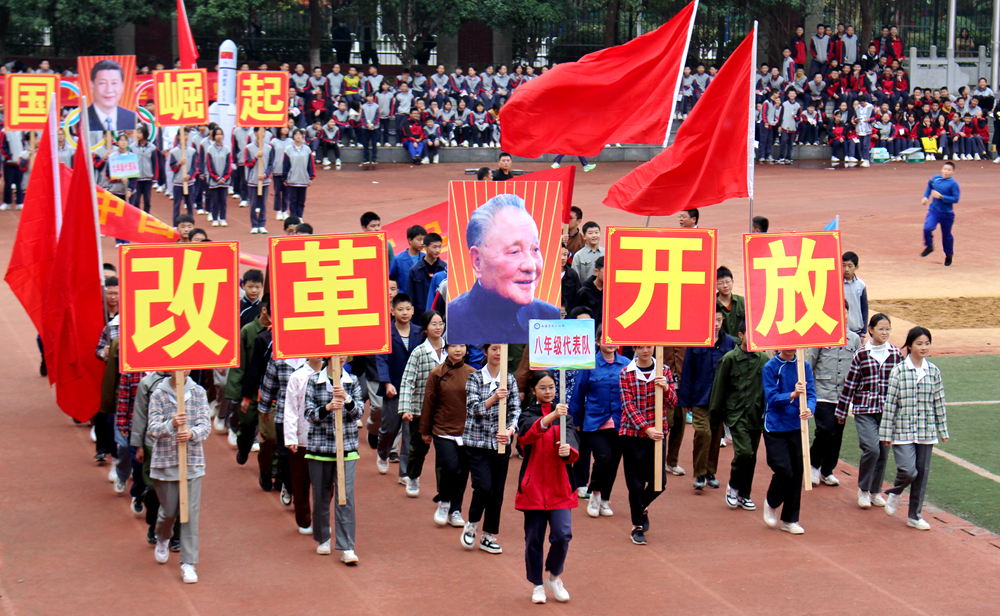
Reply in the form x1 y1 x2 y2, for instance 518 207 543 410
304 368 363 457
399 339 447 416
464 366 521 450
619 359 677 438
835 343 903 420
147 378 211 479
259 357 307 423
879 358 948 444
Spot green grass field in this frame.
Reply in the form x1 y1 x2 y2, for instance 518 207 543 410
833 355 1000 533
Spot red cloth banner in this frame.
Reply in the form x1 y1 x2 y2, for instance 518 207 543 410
269 233 391 359
743 232 847 351
602 227 718 347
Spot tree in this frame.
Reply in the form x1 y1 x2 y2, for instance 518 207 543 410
347 0 470 67
475 0 574 65
48 0 155 56
309 0 322 68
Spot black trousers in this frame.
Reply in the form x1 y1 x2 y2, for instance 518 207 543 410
573 432 592 489
810 401 844 476
432 436 468 514
764 430 803 524
621 436 665 527
94 412 116 456
131 179 153 212
3 163 23 205
584 428 622 500
405 419 432 480
466 446 510 535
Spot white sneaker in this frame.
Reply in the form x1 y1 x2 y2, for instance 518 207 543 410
398 476 408 486
871 493 887 507
207 213 214 222
114 478 126 494
259 227 267 234
666 465 686 476
461 521 478 549
532 585 547 604
434 501 450 526
472 143 479 148
250 227 259 234
550 162 560 169
108 465 118 482
280 485 291 506
316 540 331 555
90 426 97 442
719 438 727 448
250 441 260 452
974 153 981 160
336 159 342 169
228 430 238 447
859 160 870 168
220 220 228 227
298 526 312 535
992 156 1000 163
420 156 430 164
212 220 220 227
155 539 170 564
858 489 871 509
0 203 8 210
781 522 805 535
907 518 931 530
239 200 248 207
576 486 588 499
181 563 198 583
376 456 389 475
830 157 840 162
405 477 420 498
926 154 936 161
763 501 778 527
450 140 458 147
884 493 899 516
197 209 206 215
821 474 840 486
544 576 570 602
322 158 331 165
340 549 359 564
810 467 821 486
448 511 465 527
432 154 439 164
845 156 858 162
587 492 600 518
600 500 614 517
155 186 164 193
462 140 470 147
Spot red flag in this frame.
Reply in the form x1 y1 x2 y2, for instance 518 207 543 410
516 165 576 224
604 25 757 216
177 0 199 69
41 137 107 422
4 95 64 343
501 0 698 159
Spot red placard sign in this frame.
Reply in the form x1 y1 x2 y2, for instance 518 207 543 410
743 231 846 351
602 227 718 346
269 233 390 359
119 242 240 372
4 73 60 130
236 71 290 128
153 69 209 126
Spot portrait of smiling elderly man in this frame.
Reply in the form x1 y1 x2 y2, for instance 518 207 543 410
447 193 561 345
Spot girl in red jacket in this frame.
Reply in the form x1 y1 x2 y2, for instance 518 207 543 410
516 371 579 605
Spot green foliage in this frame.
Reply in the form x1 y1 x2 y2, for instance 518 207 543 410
48 0 155 55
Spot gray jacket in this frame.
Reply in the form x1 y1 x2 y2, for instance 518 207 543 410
129 371 172 449
806 330 862 403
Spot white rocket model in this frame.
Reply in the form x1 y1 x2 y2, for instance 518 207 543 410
209 39 238 144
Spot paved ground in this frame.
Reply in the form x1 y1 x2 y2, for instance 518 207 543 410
1 160 998 615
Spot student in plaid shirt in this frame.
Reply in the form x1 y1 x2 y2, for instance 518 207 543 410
147 370 212 584
461 344 521 555
836 313 903 510
618 346 677 546
399 310 446 498
116 370 147 513
304 356 363 564
879 327 948 531
260 356 308 508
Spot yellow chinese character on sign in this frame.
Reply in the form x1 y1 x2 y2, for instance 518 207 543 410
282 240 380 345
156 72 205 122
614 236 705 329
752 238 837 336
131 251 229 357
138 211 178 239
239 73 284 124
10 76 56 126
97 190 126 225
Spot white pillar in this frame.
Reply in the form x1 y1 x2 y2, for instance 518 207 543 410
992 0 1000 90
946 0 957 87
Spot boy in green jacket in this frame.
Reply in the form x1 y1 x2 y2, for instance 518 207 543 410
224 295 271 466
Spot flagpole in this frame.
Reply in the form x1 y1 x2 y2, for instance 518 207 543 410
79 97 107 313
747 21 758 233
663 0 700 147
49 92 64 237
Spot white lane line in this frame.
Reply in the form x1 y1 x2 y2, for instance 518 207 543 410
946 400 1000 406
934 448 1000 485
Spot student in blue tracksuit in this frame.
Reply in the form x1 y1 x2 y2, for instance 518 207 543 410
920 162 960 266
761 350 816 534
388 225 426 294
568 336 629 519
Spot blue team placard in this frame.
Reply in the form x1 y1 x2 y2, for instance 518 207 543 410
528 319 596 371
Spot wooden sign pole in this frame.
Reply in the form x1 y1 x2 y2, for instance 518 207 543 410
333 358 347 506
797 348 813 492
256 127 264 196
175 370 190 523
653 346 664 492
559 368 567 447
497 345 508 455
180 129 189 196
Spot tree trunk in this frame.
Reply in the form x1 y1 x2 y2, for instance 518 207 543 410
859 0 873 45
309 0 322 67
0 7 9 65
603 0 620 48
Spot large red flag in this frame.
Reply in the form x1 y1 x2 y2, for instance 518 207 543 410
4 95 65 344
604 25 757 216
516 165 577 224
41 135 107 421
501 0 698 159
177 0 199 69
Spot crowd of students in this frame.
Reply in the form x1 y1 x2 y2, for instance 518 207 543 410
81 200 950 600
751 23 999 165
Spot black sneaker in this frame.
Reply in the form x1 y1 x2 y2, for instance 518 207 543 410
479 533 502 554
640 510 650 533
921 246 934 257
388 452 400 463
944 255 952 266
169 538 181 552
631 527 647 545
131 496 144 515
39 358 46 377
693 475 707 490
707 474 720 489
367 433 378 449
94 453 106 463
236 451 248 465
259 473 273 492
146 527 157 545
